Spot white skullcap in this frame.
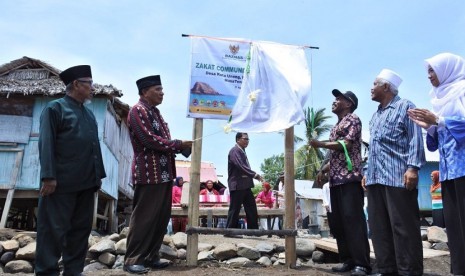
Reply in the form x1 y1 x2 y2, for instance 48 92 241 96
377 69 403 88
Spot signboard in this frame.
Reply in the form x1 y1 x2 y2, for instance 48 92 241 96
187 37 251 120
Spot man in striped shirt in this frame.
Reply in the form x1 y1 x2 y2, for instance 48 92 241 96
363 69 426 276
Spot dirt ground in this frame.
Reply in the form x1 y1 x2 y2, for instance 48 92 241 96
2 234 451 276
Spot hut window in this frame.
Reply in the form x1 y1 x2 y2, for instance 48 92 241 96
0 97 34 143
0 97 34 116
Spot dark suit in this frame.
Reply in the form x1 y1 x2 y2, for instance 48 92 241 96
36 95 106 276
225 144 258 229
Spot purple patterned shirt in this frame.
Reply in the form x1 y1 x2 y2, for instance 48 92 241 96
329 113 363 187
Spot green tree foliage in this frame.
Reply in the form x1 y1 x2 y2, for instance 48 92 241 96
295 107 333 180
260 153 285 187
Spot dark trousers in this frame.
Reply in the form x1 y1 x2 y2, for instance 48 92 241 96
330 182 370 268
35 187 95 276
431 208 445 228
367 184 423 276
226 189 258 229
442 176 465 275
125 183 172 265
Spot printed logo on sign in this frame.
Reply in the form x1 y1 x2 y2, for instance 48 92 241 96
224 44 244 60
229 45 239 54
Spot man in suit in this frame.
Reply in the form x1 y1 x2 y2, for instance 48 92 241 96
225 132 263 233
36 65 106 276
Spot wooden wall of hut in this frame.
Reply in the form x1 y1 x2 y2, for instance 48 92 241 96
0 95 134 232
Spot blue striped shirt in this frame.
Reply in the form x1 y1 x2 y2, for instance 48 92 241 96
366 96 426 188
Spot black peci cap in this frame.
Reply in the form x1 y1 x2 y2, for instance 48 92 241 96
136 75 162 91
59 65 92 86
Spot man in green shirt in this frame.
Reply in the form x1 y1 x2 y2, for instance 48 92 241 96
36 65 106 276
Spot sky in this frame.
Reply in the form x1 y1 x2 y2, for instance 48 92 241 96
1 1 464 183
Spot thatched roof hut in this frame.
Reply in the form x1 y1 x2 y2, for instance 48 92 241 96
0 56 132 232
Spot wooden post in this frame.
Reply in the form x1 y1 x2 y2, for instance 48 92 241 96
186 118 203 266
109 199 117 233
0 149 23 228
92 192 99 230
284 127 296 268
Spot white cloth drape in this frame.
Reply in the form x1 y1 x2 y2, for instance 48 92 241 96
229 41 311 132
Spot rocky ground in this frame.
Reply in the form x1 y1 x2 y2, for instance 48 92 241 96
0 228 452 276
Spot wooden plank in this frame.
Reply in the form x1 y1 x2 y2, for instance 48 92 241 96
0 149 24 228
0 189 15 228
187 118 203 266
172 207 285 217
92 192 99 230
284 127 296 268
109 199 117 233
0 190 38 199
313 238 449 259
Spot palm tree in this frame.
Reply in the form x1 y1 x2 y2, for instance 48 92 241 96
295 107 333 180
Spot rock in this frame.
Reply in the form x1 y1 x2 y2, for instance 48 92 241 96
108 233 120 242
237 243 260 260
115 238 126 254
88 239 116 254
171 232 187 248
270 256 278 262
427 226 448 243
163 235 172 245
296 238 315 257
177 248 187 260
432 242 449 251
112 255 124 269
256 256 272 266
198 243 213 252
83 261 108 272
311 250 325 263
98 252 116 266
15 242 36 260
278 252 285 259
198 250 214 261
4 260 33 273
274 244 285 253
422 241 432 249
213 243 237 261
119 227 130 239
226 257 253 267
13 234 35 247
1 240 19 252
159 244 178 261
1 251 15 264
88 235 101 248
255 242 275 254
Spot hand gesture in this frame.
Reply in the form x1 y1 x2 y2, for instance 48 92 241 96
407 108 437 129
181 140 193 149
40 179 57 196
404 168 419 191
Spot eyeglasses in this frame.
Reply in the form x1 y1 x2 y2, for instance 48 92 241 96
76 79 94 86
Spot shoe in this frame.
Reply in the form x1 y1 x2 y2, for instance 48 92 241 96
351 266 371 276
368 273 398 276
332 262 355 272
146 259 170 269
123 264 149 274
